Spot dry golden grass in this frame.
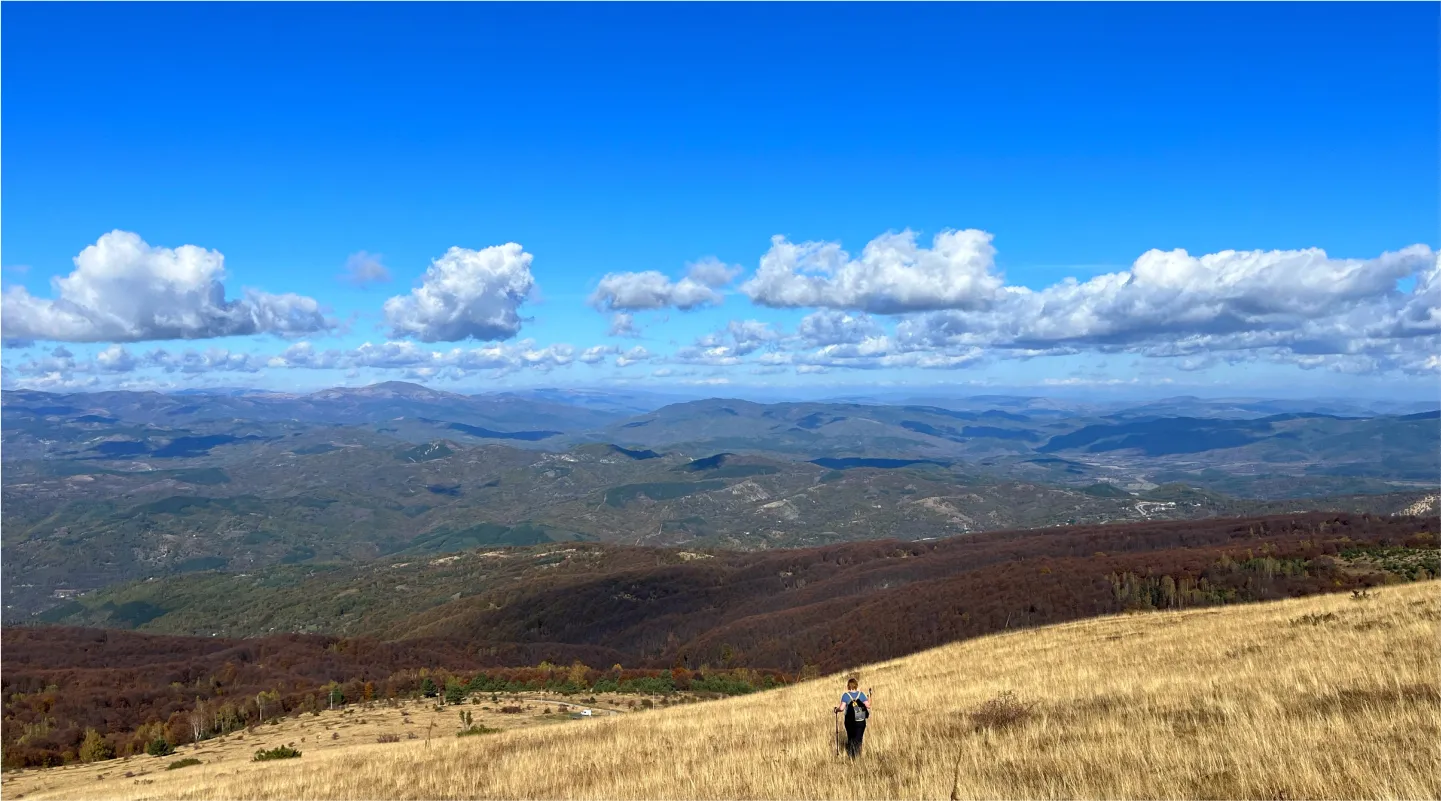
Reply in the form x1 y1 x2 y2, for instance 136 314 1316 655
15 582 1441 800
2 693 638 800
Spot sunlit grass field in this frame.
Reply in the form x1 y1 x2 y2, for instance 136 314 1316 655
15 581 1439 800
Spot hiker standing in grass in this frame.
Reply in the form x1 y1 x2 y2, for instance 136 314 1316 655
834 677 870 759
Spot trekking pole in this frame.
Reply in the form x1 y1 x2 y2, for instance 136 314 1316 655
833 709 841 757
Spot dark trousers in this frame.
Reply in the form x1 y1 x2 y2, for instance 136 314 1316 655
844 719 866 758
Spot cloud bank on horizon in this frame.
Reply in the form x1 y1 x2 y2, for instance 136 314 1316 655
2 227 1437 393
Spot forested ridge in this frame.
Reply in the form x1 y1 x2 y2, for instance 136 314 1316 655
4 511 1435 769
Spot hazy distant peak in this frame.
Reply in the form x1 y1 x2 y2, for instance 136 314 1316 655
307 381 461 401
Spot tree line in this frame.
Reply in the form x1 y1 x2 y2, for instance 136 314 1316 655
1 656 790 769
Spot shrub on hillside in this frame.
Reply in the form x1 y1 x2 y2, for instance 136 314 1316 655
145 738 175 757
969 691 1033 732
253 745 302 761
166 758 202 770
376 733 401 743
79 728 114 763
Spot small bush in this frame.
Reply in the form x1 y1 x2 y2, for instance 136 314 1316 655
252 746 302 762
376 733 401 744
1292 612 1339 626
165 758 202 771
970 691 1033 732
144 738 175 758
500 706 523 714
457 725 499 737
406 732 418 740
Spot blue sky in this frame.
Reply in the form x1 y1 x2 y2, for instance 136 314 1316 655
2 2 1437 398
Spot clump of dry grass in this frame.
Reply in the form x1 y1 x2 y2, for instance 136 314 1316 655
18 581 1441 800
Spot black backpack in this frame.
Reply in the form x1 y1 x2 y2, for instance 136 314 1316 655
845 693 868 725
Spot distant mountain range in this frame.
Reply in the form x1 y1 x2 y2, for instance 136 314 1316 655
3 382 1436 618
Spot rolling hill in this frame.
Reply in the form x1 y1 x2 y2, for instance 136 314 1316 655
14 581 1438 800
32 513 1438 667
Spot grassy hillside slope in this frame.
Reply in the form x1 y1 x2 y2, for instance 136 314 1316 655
37 581 1439 801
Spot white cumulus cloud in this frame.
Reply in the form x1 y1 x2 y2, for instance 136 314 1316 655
383 243 535 342
741 229 1004 314
730 228 1438 376
796 310 883 346
146 347 267 374
684 257 743 289
607 312 641 338
695 320 782 356
0 230 333 343
10 344 267 382
96 344 138 372
895 243 1439 375
615 346 653 368
579 345 620 365
589 257 740 313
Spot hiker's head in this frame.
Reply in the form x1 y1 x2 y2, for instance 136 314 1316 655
847 678 858 690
